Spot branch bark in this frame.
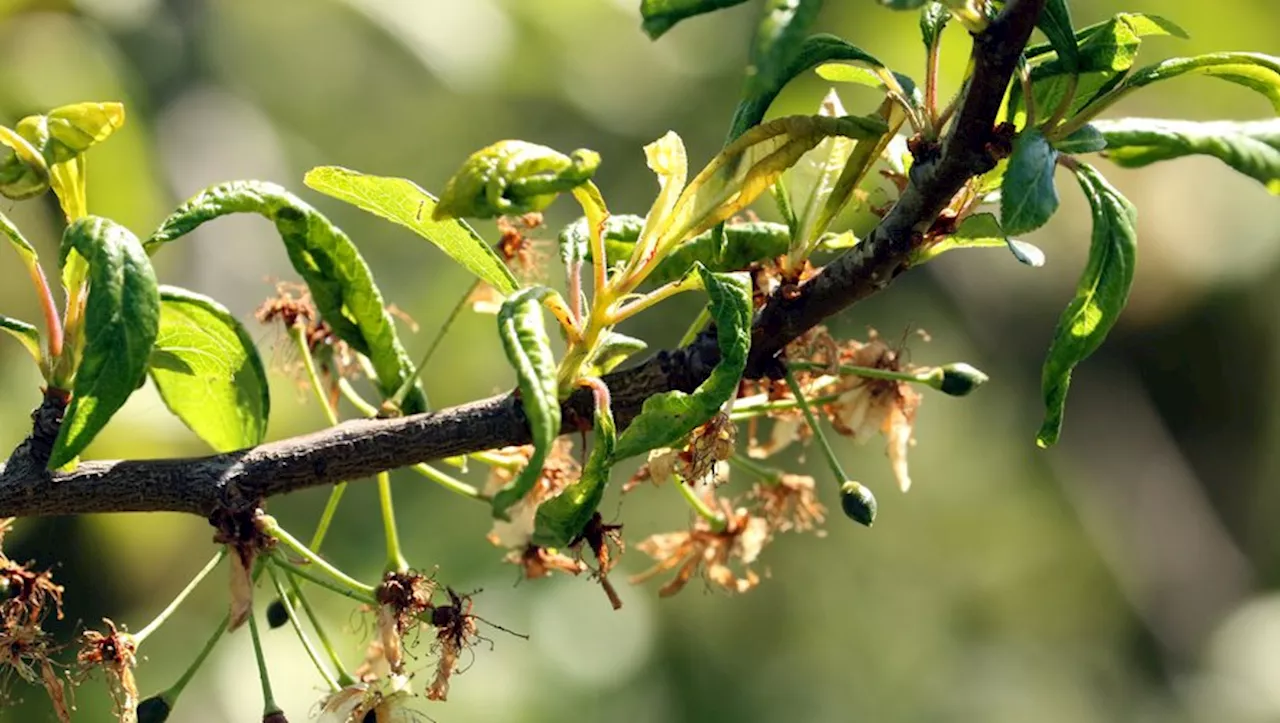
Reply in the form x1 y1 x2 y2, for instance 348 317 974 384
0 0 1045 519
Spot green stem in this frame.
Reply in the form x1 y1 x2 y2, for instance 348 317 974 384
292 323 349 552
609 273 701 323
262 517 377 597
388 277 482 412
275 554 377 606
410 462 486 501
265 564 339 692
283 571 356 687
678 306 712 347
247 600 281 715
926 35 942 132
727 454 783 484
133 550 226 644
377 471 409 573
337 378 379 417
158 612 230 705
787 360 936 386
782 366 851 485
676 475 726 531
469 450 522 471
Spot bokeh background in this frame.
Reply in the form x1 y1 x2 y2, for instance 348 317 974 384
0 0 1278 721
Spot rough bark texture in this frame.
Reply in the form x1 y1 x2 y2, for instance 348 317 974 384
0 0 1046 519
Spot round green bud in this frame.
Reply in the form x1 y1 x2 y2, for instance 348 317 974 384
265 598 290 629
137 695 172 723
936 363 988 397
840 481 877 527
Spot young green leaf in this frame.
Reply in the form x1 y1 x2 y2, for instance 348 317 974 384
150 286 270 452
1036 0 1080 73
1120 53 1280 112
433 141 600 220
0 315 42 367
1093 118 1279 195
0 125 49 201
639 0 751 40
913 212 1045 267
612 266 751 461
42 102 126 163
1025 13 1188 60
147 181 429 414
746 0 824 112
789 90 856 256
0 210 38 268
653 115 888 258
919 2 950 49
1001 129 1060 235
50 217 160 468
1037 163 1137 447
582 215 794 283
304 166 518 294
584 333 648 377
491 286 563 519
532 385 616 548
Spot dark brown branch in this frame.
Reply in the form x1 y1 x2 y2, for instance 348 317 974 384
0 0 1045 519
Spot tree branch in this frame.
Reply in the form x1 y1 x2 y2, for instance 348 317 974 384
0 0 1045 519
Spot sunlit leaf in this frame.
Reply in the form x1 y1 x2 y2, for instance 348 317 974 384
1054 124 1108 154
490 286 562 519
612 266 751 461
43 102 126 163
1037 163 1137 447
0 125 49 201
639 0 750 39
1094 118 1280 195
50 217 160 468
148 181 429 414
1037 0 1080 72
1025 13 1188 60
584 332 648 377
433 141 600 220
919 2 950 49
0 314 42 367
789 90 856 253
1120 53 1280 112
1001 129 1060 235
150 286 270 452
304 166 518 294
913 212 1045 267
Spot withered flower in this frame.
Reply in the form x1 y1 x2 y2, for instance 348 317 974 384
505 544 586 580
77 618 139 722
630 503 771 597
569 513 626 610
823 334 921 492
470 213 547 313
748 473 827 535
318 683 417 723
0 522 70 723
372 571 436 675
210 507 274 631
425 588 481 702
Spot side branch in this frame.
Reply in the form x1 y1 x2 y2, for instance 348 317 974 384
0 0 1045 519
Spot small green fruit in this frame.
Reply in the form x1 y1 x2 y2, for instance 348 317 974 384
840 481 877 527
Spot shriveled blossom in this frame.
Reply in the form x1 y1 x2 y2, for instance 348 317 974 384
822 332 921 491
426 588 481 702
317 682 418 723
0 519 70 722
373 570 436 675
484 439 579 550
469 213 547 313
505 544 586 580
210 507 274 631
748 473 827 535
630 503 771 597
569 513 626 610
77 619 139 723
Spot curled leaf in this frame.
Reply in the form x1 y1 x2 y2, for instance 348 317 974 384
1120 52 1280 112
434 141 600 220
0 125 49 201
51 217 160 468
148 181 428 414
1037 163 1137 447
639 0 751 39
491 286 563 519
612 266 751 461
533 384 616 548
0 315 42 367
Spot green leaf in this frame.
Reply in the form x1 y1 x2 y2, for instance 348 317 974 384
42 102 126 163
532 388 616 548
1025 13 1187 60
0 125 50 201
147 181 428 414
1093 118 1280 195
584 333 648 377
639 0 751 39
612 265 751 461
0 315 42 367
491 286 562 519
0 209 38 268
432 141 600 221
304 166 518 295
1120 53 1280 112
790 90 857 252
50 217 160 468
655 114 888 254
879 0 926 9
577 215 794 282
1001 129 1060 235
728 33 884 141
150 286 270 452
747 0 824 109
919 2 950 49
1037 0 1080 73
1054 124 1107 154
914 212 1045 266
1037 163 1136 447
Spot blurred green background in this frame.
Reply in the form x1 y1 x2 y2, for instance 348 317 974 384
1 0 1278 721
